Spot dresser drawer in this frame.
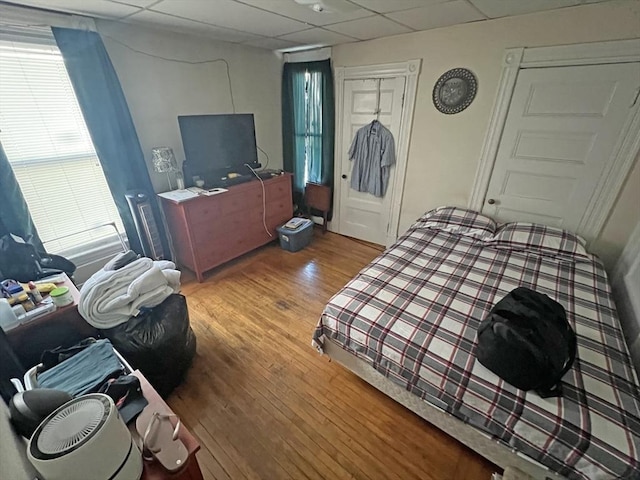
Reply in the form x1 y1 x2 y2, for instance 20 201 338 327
216 190 263 216
184 199 222 227
264 180 291 202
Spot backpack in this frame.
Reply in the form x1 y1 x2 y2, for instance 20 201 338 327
0 234 74 283
0 234 43 282
475 287 576 398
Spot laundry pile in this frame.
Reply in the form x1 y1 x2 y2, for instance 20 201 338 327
79 257 180 329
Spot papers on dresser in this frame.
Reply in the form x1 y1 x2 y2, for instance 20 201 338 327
157 189 199 203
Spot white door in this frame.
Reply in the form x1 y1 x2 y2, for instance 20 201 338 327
483 62 640 236
337 77 405 245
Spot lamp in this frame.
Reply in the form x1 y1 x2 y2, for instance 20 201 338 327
151 147 179 190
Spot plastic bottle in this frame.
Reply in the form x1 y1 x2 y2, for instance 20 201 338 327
0 298 20 331
28 281 43 304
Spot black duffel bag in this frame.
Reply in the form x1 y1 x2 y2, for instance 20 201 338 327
101 294 196 398
476 287 576 398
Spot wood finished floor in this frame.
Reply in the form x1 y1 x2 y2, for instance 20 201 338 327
170 230 498 480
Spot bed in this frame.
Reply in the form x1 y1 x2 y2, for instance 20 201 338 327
312 207 640 480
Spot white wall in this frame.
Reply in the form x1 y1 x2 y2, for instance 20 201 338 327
332 0 640 270
611 220 640 374
96 20 283 193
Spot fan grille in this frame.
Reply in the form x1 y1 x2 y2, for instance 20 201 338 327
36 397 108 455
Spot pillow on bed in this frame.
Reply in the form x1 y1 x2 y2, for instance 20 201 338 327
412 206 497 239
487 222 589 260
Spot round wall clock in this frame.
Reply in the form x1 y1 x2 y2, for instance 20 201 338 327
432 68 477 115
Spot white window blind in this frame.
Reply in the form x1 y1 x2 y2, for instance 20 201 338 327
0 33 125 255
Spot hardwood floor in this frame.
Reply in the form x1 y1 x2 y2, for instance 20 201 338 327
170 230 498 480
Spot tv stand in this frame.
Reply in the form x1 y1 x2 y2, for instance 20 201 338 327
159 173 292 282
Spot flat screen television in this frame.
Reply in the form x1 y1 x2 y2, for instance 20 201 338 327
178 114 259 187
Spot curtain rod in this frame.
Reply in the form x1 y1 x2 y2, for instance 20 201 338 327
0 2 96 31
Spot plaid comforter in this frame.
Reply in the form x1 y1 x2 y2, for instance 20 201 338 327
313 226 640 480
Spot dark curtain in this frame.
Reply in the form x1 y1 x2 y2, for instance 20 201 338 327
52 27 169 256
282 59 334 212
0 142 43 250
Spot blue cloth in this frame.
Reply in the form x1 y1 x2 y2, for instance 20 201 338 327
51 27 169 256
37 339 123 397
348 120 396 198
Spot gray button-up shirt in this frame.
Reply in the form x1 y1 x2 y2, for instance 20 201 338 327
348 120 396 198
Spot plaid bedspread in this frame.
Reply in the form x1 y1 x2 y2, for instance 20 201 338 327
313 226 640 480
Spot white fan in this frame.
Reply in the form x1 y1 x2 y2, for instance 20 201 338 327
294 0 361 13
28 394 143 480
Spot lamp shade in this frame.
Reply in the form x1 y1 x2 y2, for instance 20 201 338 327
151 147 178 173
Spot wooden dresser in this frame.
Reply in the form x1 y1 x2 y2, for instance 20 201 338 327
160 173 293 282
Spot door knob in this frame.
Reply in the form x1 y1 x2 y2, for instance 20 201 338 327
487 198 496 205
341 174 347 179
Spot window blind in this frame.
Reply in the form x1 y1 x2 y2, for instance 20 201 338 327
0 35 125 254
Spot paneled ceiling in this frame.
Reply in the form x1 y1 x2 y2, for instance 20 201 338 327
3 0 614 51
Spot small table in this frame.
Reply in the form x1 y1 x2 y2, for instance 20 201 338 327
6 274 98 368
131 371 204 480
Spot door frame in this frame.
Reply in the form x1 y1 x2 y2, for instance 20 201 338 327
332 59 421 246
469 39 640 243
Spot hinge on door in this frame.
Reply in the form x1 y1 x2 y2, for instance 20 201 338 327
401 93 405 107
631 87 640 108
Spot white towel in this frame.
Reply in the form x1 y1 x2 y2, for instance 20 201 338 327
79 257 181 329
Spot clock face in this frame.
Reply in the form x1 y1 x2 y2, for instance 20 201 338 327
433 68 477 114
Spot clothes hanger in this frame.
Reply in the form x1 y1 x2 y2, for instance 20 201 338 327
374 78 381 122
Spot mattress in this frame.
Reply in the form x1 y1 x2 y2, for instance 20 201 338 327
313 225 640 480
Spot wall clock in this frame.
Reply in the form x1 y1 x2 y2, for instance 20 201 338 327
432 68 477 115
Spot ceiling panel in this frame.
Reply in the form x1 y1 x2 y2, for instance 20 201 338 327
348 0 452 14
111 0 160 8
5 0 140 18
386 0 486 30
325 15 413 40
236 0 374 26
278 27 356 46
4 0 615 51
468 0 580 18
126 10 261 43
243 37 302 50
151 0 308 37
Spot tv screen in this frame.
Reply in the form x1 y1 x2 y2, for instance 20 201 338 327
178 114 259 185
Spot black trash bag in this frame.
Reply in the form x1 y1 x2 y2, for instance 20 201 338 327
101 294 196 398
476 287 576 398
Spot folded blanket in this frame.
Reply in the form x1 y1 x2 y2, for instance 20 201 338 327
79 257 180 329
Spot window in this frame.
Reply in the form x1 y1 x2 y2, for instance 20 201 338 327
294 70 324 187
283 59 333 200
0 33 125 255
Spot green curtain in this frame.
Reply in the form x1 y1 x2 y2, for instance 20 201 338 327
52 27 169 256
282 59 334 212
0 141 44 250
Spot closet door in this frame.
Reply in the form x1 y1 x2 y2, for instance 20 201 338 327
482 62 640 238
337 76 405 245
